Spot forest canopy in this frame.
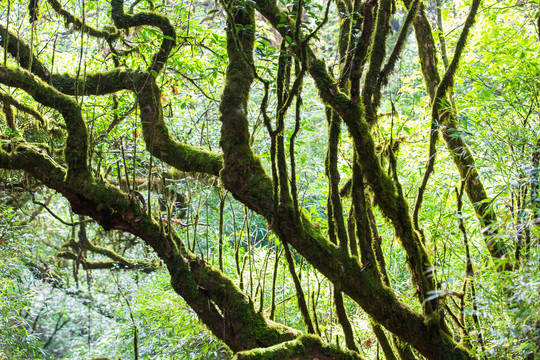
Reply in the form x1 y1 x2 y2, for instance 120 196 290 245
0 0 539 359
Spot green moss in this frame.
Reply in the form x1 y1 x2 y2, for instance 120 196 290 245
234 334 364 359
335 93 353 108
181 255 296 352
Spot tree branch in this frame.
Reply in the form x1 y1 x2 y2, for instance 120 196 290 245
46 0 121 40
110 0 176 74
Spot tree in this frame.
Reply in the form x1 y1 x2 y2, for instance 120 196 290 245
0 0 538 359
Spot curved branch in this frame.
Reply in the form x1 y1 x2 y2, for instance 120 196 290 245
0 65 89 182
32 199 88 226
0 28 222 176
218 1 469 358
59 222 159 271
46 0 121 41
219 0 275 217
110 0 176 74
0 90 45 125
0 138 296 353
234 334 364 360
133 73 223 176
0 24 52 80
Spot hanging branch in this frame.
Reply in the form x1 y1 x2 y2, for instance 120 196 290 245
57 221 159 272
269 246 283 321
350 153 377 267
275 41 293 204
366 198 390 285
282 241 315 333
257 246 273 313
289 59 303 222
334 290 359 352
32 199 88 226
361 0 392 117
413 0 482 237
218 189 227 271
325 109 349 251
347 0 376 100
371 323 398 360
373 0 419 109
18 194 54 226
1 99 15 131
455 180 486 355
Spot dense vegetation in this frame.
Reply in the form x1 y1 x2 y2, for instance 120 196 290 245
0 0 539 358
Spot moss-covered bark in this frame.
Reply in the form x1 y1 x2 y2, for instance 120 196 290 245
0 120 297 356
1 6 303 354
219 0 275 218
361 0 392 122
0 91 46 126
46 0 120 40
214 0 473 358
110 0 175 74
402 0 509 262
0 0 482 358
0 58 296 356
0 65 89 183
133 72 224 176
253 0 438 312
1 23 222 176
372 323 398 360
234 334 365 360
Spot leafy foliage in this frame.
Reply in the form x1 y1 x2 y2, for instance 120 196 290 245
1 0 539 359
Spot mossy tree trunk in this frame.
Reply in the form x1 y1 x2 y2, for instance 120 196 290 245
0 0 507 358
